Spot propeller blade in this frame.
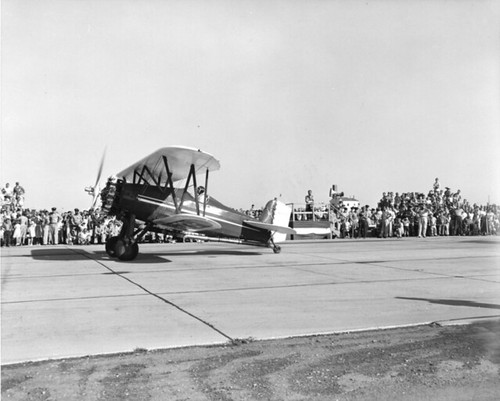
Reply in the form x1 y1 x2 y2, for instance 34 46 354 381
89 147 106 209
94 147 107 188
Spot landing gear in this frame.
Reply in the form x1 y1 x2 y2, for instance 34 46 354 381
268 238 281 254
105 236 140 261
104 213 144 261
114 239 139 261
105 236 139 260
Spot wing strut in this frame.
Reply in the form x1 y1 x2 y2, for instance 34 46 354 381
162 155 178 212
178 163 198 214
203 168 209 217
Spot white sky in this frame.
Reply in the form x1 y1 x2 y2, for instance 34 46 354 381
2 0 499 211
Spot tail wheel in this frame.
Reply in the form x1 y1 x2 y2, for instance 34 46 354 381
268 238 281 254
105 236 119 257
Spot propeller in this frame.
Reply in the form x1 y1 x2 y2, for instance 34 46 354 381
85 147 107 209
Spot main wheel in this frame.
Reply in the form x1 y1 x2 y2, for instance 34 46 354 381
105 236 119 257
273 245 281 254
117 242 139 261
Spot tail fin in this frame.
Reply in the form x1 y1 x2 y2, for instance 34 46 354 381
260 198 293 242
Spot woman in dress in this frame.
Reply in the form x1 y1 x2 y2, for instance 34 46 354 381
28 220 36 246
12 219 21 246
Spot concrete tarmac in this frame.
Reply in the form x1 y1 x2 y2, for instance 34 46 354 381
2 236 500 365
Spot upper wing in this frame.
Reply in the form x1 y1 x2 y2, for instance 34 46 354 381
117 146 220 183
153 214 222 232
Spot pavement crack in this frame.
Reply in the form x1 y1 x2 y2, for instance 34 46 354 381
71 249 234 343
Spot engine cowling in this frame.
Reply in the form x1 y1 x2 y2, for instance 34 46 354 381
100 176 122 216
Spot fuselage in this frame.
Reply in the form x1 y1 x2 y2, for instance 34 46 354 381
105 181 271 244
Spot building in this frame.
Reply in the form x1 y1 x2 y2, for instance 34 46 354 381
338 196 360 210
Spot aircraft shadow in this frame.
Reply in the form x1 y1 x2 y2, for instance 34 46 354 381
30 249 170 264
152 250 263 257
29 248 262 263
461 239 500 245
396 296 500 310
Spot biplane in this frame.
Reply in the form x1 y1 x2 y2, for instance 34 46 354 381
88 146 295 261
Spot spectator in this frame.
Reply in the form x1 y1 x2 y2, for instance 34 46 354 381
12 218 21 245
429 213 437 236
48 207 61 245
2 218 13 247
27 220 36 246
433 178 440 192
78 227 91 245
417 204 429 238
13 182 25 207
71 209 83 244
453 206 464 236
394 217 404 238
305 190 314 220
438 210 449 236
2 183 13 203
349 207 359 238
402 216 410 237
379 207 392 238
358 206 370 239
19 212 28 245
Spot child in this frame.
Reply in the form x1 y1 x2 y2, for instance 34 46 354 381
430 214 437 236
394 217 404 238
402 216 410 237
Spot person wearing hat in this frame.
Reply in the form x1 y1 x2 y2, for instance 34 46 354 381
358 206 370 239
71 208 83 245
48 207 61 245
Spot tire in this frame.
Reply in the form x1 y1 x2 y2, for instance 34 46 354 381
105 236 119 257
118 242 139 261
114 239 127 258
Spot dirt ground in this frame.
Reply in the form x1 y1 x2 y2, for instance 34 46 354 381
2 319 500 401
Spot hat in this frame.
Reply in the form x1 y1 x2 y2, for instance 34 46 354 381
51 207 56 211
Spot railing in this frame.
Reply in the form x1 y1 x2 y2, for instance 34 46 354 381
286 202 331 222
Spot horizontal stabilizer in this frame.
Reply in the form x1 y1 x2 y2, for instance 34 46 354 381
154 214 222 232
244 220 296 235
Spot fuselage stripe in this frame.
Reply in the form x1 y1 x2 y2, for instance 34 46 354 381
136 194 260 232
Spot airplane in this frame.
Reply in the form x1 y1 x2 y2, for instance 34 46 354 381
88 146 296 261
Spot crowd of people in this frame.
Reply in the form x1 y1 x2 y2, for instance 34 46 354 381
1 178 498 247
325 178 498 239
